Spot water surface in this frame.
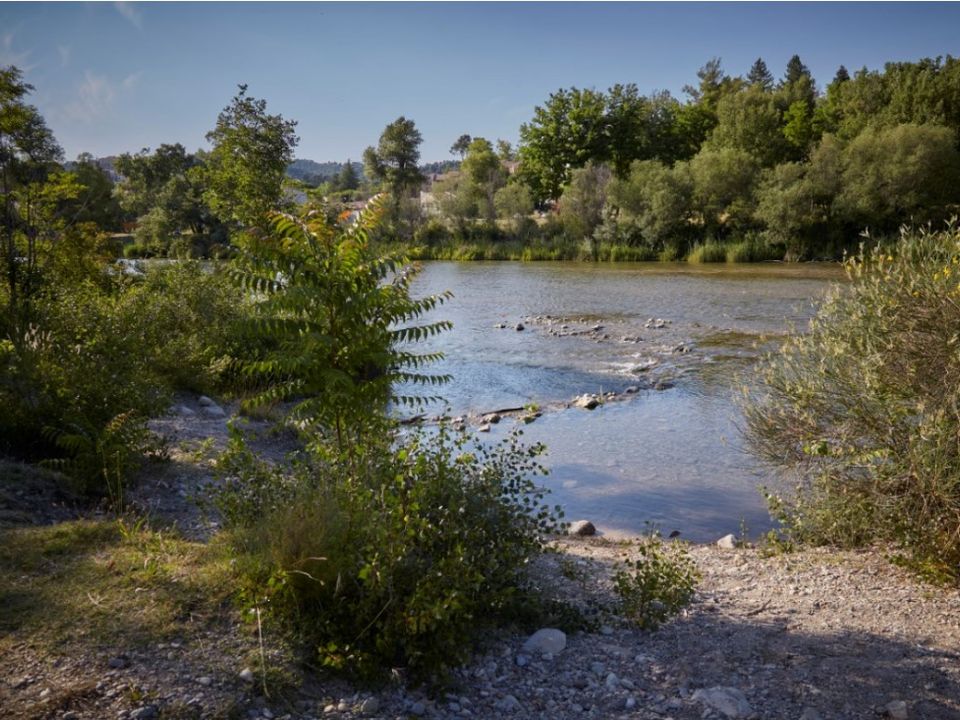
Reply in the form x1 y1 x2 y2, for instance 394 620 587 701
408 261 841 541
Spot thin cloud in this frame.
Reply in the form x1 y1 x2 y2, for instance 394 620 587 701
121 71 142 91
114 2 143 30
0 32 35 71
58 45 71 68
64 71 117 123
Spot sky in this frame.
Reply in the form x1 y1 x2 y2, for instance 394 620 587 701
2 2 960 163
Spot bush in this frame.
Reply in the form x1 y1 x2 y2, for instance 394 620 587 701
216 426 564 681
725 234 783 263
742 226 960 581
613 534 699 629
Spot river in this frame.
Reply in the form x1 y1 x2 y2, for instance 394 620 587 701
407 261 843 541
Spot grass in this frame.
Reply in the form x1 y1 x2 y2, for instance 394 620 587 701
0 517 234 653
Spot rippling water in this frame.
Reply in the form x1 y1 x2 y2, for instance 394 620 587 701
406 261 842 541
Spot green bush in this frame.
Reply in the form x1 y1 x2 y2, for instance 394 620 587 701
743 225 960 581
216 426 564 681
613 535 699 629
725 234 783 263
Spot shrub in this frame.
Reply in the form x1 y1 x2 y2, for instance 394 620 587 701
742 225 960 581
725 234 783 263
216 426 564 681
613 535 699 629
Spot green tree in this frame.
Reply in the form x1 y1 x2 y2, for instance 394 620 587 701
710 85 789 167
450 134 472 160
496 139 515 162
364 116 425 210
0 66 64 335
202 84 299 230
517 87 607 202
605 83 651 177
559 162 612 258
461 137 504 221
494 183 533 230
689 146 759 237
608 159 694 253
69 154 125 231
837 123 960 232
747 57 774 91
337 160 359 191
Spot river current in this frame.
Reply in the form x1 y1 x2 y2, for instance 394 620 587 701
406 261 842 541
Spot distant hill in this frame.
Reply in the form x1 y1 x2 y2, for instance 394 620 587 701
286 159 364 186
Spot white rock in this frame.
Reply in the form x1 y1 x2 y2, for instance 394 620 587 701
625 697 637 710
238 667 255 683
692 686 752 718
522 628 567 655
568 520 596 536
886 700 908 720
716 534 738 550
196 676 212 687
574 394 599 410
202 403 226 418
478 424 491 433
198 395 215 407
173 404 195 417
605 672 619 689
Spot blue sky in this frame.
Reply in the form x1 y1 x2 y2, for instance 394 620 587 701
2 2 959 163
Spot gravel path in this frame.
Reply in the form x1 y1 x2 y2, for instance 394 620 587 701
3 395 959 720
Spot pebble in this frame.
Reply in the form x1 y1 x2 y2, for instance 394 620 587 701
197 676 213 686
129 706 158 720
692 686 752 718
238 667 255 683
515 323 525 331
515 654 529 667
590 662 606 677
478 423 491 433
410 701 426 716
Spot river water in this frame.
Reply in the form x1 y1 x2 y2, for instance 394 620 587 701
407 261 842 541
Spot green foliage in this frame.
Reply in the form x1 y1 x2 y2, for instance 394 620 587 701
230 198 451 450
742 226 960 580
218 425 564 682
613 535 699 630
686 240 729 263
202 85 299 230
558 163 612 258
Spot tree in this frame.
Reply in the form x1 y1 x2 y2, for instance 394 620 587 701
494 183 533 229
0 65 64 334
202 84 299 230
837 123 960 231
364 116 425 210
710 85 789 167
689 146 759 237
450 134 472 160
607 159 694 253
778 54 816 112
231 197 451 448
496 139 515 162
559 162 612 258
605 83 651 177
747 58 774 91
337 160 359 191
461 137 504 221
69 154 125 231
834 65 850 84
517 87 607 202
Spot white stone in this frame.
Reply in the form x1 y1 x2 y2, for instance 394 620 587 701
238 667 254 683
522 628 567 655
717 534 738 550
198 395 215 407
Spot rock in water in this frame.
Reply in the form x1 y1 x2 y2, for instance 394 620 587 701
692 687 752 718
574 395 599 410
569 520 597 536
522 628 567 655
716 533 738 550
515 323 525 331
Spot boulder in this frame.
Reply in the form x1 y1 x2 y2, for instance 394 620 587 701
716 534 738 550
569 520 597 536
886 701 908 720
515 322 525 331
522 628 567 655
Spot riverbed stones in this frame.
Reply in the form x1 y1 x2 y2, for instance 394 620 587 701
569 520 597 536
574 394 600 410
692 686 752 718
522 628 567 655
478 423 491 433
359 697 380 715
484 412 502 424
515 322 525 331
